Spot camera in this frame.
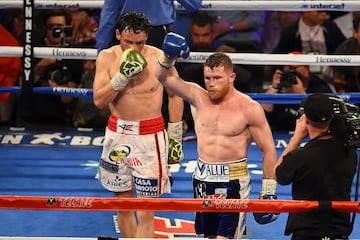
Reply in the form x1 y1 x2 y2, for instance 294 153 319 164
50 61 72 86
278 68 301 89
52 25 73 38
329 96 360 148
297 96 360 148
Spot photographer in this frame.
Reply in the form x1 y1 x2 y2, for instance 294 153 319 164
16 59 81 129
275 93 357 240
262 61 333 132
16 9 84 129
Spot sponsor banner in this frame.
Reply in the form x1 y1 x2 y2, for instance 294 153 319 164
0 129 105 147
0 129 295 148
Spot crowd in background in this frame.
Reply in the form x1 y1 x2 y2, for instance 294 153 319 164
1 6 360 133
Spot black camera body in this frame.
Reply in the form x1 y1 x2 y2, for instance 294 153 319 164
329 96 360 148
278 68 301 89
52 25 73 38
50 61 72 86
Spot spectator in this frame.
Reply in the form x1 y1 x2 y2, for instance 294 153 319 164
170 10 197 44
66 8 99 48
180 11 253 93
15 9 84 129
73 63 110 129
275 93 357 239
262 65 306 133
262 52 331 132
0 10 22 126
96 0 202 52
333 13 360 93
330 11 360 39
274 11 346 93
208 10 265 53
263 52 334 132
262 11 300 54
0 9 24 43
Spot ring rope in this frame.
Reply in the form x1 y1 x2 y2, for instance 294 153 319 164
0 195 341 212
0 47 359 66
1 86 360 104
2 1 359 11
0 196 358 213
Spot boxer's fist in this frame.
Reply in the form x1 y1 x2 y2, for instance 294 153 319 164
110 49 147 91
253 179 279 224
162 32 190 58
159 32 189 69
119 49 147 78
253 194 280 224
167 121 184 164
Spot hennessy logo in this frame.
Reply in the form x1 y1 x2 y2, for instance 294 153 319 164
316 56 351 64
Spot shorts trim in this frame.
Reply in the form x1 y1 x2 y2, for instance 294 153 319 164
194 158 249 182
108 115 164 135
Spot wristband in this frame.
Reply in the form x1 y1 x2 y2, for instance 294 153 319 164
158 52 175 69
110 71 129 91
167 121 182 140
260 178 277 198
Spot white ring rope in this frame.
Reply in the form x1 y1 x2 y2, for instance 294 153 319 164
2 0 360 11
0 46 97 60
0 46 359 66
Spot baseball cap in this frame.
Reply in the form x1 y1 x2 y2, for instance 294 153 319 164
300 93 334 122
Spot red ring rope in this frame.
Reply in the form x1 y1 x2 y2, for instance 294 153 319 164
0 196 358 213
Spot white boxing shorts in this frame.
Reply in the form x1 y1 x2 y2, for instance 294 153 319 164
97 115 171 197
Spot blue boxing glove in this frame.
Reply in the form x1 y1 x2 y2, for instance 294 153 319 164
253 179 280 224
158 32 190 69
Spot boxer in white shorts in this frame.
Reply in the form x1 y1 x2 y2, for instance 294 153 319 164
92 11 184 238
98 115 171 196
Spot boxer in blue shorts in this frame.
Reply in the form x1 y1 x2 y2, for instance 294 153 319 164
155 33 280 238
193 159 250 238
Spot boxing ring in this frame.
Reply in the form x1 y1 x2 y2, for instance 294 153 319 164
0 129 359 239
1 0 360 239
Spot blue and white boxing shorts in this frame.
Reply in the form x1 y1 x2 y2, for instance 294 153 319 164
193 158 250 239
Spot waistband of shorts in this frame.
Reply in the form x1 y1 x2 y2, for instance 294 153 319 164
197 158 249 180
108 115 164 135
198 158 247 164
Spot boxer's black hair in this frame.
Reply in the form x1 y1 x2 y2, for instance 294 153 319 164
116 11 152 35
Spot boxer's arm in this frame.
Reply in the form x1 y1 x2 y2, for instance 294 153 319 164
246 101 279 224
156 33 199 105
248 101 277 179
